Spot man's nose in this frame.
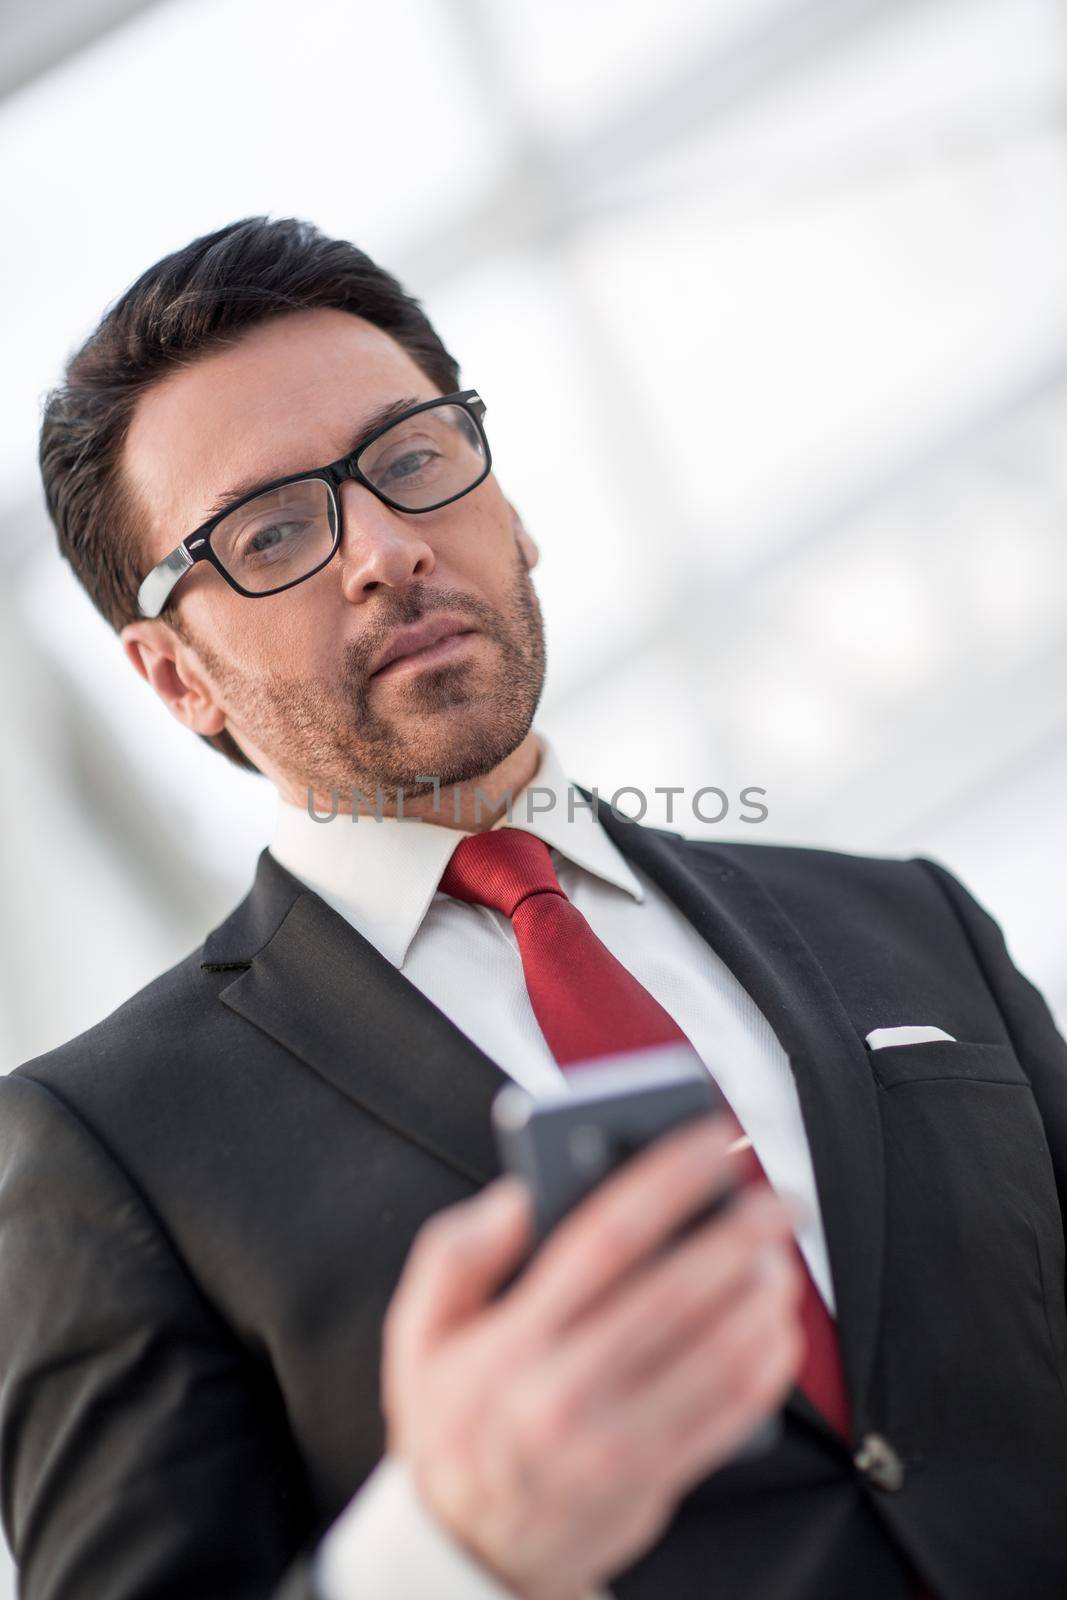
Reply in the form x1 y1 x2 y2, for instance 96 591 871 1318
334 479 436 601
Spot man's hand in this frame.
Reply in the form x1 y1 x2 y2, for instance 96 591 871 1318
380 1115 806 1600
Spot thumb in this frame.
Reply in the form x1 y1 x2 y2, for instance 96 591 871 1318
388 1178 534 1363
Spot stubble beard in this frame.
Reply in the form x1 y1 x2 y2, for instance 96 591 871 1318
192 541 547 798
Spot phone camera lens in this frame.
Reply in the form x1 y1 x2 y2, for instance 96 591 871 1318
568 1123 611 1178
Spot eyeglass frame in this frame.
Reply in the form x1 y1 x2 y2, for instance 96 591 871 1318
135 388 491 618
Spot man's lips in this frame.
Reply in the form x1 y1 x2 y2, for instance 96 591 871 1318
369 617 479 679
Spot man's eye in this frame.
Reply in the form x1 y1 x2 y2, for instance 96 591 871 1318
243 521 305 557
382 449 438 482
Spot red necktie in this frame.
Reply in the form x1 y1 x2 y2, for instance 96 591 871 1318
439 827 853 1442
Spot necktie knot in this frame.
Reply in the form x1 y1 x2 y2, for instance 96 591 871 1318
439 827 565 919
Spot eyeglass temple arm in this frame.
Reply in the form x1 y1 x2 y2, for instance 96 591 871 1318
137 544 194 619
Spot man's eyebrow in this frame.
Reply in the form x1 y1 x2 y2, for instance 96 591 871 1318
198 396 422 523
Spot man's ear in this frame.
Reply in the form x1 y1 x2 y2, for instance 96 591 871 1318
508 501 539 571
120 619 227 736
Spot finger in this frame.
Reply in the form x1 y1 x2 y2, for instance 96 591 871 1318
384 1177 533 1375
507 1112 758 1337
553 1254 801 1514
535 1184 800 1419
638 1252 804 1482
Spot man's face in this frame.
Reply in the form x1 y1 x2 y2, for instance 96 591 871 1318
121 307 545 801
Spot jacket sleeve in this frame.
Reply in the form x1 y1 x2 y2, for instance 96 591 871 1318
912 857 1067 1238
0 1071 319 1600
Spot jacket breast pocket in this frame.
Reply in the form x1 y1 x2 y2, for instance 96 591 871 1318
866 1038 1029 1089
869 1035 1067 1388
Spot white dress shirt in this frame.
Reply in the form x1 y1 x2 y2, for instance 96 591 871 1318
268 730 835 1600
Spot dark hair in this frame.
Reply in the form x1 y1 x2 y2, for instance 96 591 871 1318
38 215 461 773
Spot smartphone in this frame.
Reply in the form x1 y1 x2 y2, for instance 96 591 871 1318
491 1041 782 1462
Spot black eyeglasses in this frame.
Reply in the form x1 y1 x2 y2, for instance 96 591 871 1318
136 389 491 618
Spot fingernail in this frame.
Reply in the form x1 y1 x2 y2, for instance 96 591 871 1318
485 1176 529 1215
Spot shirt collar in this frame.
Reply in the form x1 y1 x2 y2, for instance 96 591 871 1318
268 729 644 969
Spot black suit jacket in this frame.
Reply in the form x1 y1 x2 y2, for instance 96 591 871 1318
2 799 1067 1600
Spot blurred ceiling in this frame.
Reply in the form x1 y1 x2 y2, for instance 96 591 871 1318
2 0 1065 1059
0 0 160 100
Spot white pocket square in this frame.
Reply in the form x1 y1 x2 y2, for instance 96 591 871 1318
865 1025 956 1050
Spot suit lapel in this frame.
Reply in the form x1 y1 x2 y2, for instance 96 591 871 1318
205 814 884 1445
203 849 511 1186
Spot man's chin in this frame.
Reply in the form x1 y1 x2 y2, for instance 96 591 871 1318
367 701 536 793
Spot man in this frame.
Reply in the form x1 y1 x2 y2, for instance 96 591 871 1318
2 216 1065 1600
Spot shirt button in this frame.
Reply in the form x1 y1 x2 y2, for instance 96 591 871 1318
853 1432 905 1491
